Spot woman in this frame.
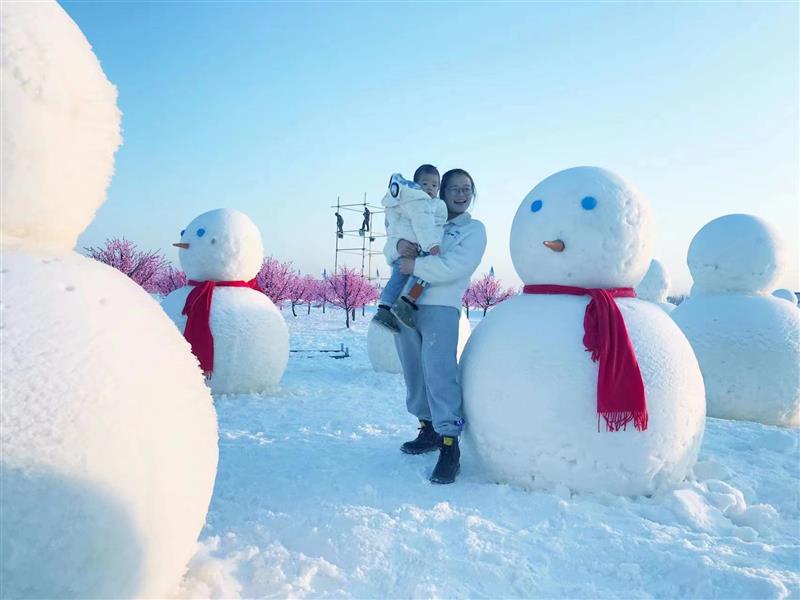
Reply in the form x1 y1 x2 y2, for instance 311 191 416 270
393 168 487 484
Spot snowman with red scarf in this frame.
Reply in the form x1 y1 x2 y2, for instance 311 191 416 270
460 167 706 496
161 208 289 395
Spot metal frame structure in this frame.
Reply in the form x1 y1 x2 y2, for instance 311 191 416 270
331 194 386 281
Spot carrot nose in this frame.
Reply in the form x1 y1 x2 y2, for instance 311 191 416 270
173 242 190 249
543 239 565 252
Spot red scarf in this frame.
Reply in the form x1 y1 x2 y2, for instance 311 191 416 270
182 279 260 375
523 284 648 432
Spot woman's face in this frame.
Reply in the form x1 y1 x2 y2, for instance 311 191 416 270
442 174 473 217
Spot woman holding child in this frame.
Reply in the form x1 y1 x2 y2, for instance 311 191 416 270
383 166 486 484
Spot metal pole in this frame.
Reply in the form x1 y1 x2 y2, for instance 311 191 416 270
334 195 340 273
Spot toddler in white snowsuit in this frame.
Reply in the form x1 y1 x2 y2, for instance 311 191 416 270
374 166 447 332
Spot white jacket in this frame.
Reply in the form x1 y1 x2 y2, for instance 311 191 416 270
387 212 487 310
382 185 448 255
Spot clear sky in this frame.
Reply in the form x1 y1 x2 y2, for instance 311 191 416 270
66 0 799 293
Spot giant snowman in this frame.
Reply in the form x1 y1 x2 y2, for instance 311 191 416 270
460 167 706 496
0 2 218 597
672 214 799 427
161 208 289 395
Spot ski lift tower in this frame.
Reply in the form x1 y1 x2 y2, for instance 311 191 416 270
331 194 385 281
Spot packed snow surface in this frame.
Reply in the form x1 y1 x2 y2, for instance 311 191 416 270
0 0 121 250
461 295 706 496
672 293 800 427
509 166 653 288
773 288 799 305
1 250 219 598
636 259 675 313
688 214 785 294
162 286 289 394
177 308 799 598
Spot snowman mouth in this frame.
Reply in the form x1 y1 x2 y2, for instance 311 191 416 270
543 239 565 252
173 243 190 249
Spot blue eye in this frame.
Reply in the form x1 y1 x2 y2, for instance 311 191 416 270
581 196 597 210
530 199 543 213
180 229 185 236
196 228 206 237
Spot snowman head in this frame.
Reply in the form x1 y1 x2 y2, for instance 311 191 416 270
175 209 264 282
0 1 122 250
510 167 653 288
636 259 670 303
688 214 784 294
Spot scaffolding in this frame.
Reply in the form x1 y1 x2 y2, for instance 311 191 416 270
331 194 386 281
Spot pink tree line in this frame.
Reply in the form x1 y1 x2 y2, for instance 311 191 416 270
86 238 381 326
462 271 517 317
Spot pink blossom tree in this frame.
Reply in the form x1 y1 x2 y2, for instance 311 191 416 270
300 275 319 315
314 276 332 313
152 265 187 296
464 272 517 316
255 257 294 308
286 272 318 317
84 237 170 293
324 267 380 328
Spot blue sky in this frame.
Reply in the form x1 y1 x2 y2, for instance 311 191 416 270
66 1 799 293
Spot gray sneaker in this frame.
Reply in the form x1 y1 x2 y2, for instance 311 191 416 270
372 306 400 334
391 297 417 329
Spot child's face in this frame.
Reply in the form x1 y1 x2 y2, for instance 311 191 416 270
416 173 440 198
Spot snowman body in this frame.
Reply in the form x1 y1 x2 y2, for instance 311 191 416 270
460 166 706 495
161 208 288 394
672 214 799 427
1 2 218 596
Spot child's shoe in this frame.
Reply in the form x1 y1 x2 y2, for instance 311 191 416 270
372 305 400 334
391 297 417 329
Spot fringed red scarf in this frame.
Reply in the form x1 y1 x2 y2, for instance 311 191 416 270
523 284 648 432
182 279 260 375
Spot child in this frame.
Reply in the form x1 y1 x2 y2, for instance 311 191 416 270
373 164 448 332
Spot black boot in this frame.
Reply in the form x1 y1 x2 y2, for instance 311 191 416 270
430 436 460 484
400 420 441 455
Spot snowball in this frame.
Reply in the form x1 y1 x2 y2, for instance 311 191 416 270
688 214 785 294
772 288 798 305
1 249 218 598
162 286 289 395
0 0 122 250
509 167 653 289
461 295 706 496
672 293 799 427
176 209 264 282
367 311 472 374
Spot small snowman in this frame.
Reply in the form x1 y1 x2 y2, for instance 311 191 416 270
460 167 706 496
161 209 289 395
368 311 472 374
772 288 799 306
635 259 675 313
0 2 218 597
672 214 799 427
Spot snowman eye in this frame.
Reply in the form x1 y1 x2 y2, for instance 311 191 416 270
196 228 206 237
180 229 185 236
581 196 597 210
530 199 543 213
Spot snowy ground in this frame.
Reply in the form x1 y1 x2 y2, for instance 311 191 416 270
177 307 799 599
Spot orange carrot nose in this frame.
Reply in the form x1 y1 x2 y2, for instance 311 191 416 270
543 239 565 252
173 242 190 249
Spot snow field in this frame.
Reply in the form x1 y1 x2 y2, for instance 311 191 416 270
177 308 799 599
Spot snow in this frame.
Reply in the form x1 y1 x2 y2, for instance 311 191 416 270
688 214 785 294
162 208 289 394
672 293 800 427
509 166 653 289
367 311 472 374
176 209 264 282
177 308 799 598
773 288 799 306
1 3 217 596
636 259 675 313
0 0 121 250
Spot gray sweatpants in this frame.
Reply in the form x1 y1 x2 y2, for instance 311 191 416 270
394 305 464 437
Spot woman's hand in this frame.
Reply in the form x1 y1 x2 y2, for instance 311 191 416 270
399 257 415 275
396 239 418 258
